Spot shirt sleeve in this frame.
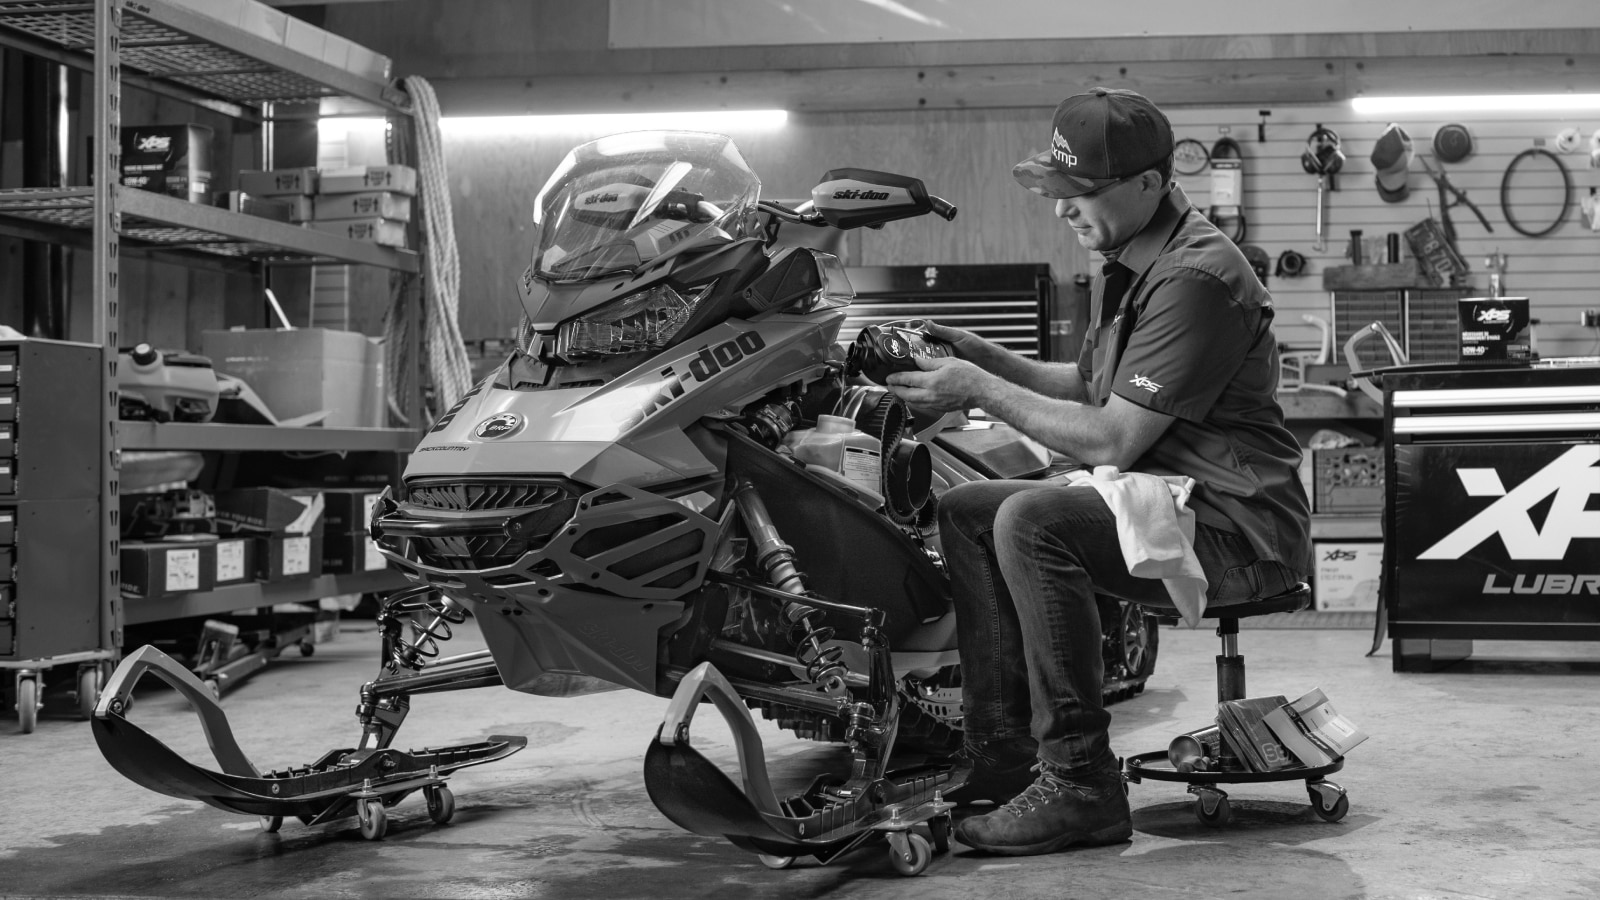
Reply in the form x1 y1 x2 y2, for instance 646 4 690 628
1110 267 1259 422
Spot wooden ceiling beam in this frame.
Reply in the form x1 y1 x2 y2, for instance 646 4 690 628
428 53 1600 116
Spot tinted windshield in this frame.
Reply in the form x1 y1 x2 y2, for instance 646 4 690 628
531 132 762 281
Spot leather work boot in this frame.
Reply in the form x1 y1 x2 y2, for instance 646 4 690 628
953 762 1133 856
944 735 1039 806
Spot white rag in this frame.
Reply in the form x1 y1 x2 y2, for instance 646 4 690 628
1059 466 1209 628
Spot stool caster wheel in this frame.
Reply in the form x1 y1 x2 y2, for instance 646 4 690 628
1190 785 1231 826
1309 781 1349 822
425 784 455 825
757 853 796 870
260 815 283 834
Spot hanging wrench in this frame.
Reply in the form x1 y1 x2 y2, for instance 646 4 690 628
1312 172 1327 252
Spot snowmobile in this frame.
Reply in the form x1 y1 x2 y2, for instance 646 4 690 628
92 131 1159 876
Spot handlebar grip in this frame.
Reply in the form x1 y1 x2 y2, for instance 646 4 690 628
929 197 958 221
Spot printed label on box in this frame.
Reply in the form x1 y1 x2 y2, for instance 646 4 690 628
217 540 245 582
166 548 201 592
284 536 311 576
1313 542 1383 612
364 536 386 571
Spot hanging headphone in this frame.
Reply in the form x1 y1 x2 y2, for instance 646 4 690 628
1300 125 1346 178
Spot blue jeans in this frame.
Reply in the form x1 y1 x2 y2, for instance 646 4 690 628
938 479 1292 776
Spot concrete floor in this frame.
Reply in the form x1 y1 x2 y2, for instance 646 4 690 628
5 616 1600 900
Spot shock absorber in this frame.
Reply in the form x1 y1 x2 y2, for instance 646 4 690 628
730 479 849 697
378 585 467 673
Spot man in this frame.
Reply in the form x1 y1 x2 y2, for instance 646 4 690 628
886 87 1312 856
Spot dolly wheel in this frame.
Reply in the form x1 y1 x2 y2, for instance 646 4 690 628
1309 783 1349 823
1193 789 1231 827
357 798 388 840
16 676 38 734
928 815 951 854
260 815 283 834
757 853 796 870
887 831 933 876
299 642 315 658
426 785 456 825
77 666 103 720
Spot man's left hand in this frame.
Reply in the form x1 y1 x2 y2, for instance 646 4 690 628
886 356 989 413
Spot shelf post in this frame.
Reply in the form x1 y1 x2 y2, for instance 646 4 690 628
94 0 124 655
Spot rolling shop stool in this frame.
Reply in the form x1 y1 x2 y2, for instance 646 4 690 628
1122 580 1350 826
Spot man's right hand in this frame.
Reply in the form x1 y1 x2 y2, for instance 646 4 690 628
922 320 990 361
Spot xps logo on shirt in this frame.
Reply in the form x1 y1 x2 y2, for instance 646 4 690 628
1129 374 1162 393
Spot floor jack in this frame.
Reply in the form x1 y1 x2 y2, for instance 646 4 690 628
91 644 525 840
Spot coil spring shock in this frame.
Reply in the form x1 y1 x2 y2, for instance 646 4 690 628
379 585 467 672
782 601 848 694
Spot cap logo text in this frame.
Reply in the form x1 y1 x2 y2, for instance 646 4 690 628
1052 131 1078 167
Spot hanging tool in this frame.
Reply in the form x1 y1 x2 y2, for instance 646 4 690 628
1416 154 1492 249
1301 125 1345 252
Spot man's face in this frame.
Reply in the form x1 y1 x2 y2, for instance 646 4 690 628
1052 174 1156 252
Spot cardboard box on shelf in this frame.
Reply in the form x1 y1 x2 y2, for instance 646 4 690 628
121 539 216 599
237 167 318 196
312 191 412 223
321 531 388 574
201 328 386 428
319 165 417 196
121 124 214 204
1312 541 1383 612
254 533 325 581
215 191 293 222
320 487 386 533
309 217 408 248
213 535 257 587
214 487 324 535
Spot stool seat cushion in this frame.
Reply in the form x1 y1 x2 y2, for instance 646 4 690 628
1134 559 1309 619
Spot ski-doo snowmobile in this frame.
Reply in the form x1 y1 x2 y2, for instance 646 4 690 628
93 131 1160 876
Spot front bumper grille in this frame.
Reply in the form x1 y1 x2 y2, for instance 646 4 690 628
391 477 583 571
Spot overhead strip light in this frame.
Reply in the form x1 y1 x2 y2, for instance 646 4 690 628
1352 94 1600 114
439 109 789 137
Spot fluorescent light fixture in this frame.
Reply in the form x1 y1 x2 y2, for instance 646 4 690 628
317 116 389 139
1352 94 1600 114
439 109 788 137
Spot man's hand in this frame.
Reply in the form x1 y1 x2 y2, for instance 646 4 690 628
922 320 989 361
886 355 991 413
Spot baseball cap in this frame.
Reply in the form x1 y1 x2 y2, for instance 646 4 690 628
1013 87 1174 199
1370 123 1413 203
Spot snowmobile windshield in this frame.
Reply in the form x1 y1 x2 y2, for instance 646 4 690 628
531 132 762 282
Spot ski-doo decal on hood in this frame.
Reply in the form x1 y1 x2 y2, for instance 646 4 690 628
617 329 765 431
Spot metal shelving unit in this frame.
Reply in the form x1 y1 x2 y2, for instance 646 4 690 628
0 0 422 728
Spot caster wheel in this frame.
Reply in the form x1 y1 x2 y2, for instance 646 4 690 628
298 642 315 658
16 677 38 734
756 853 796 870
78 666 103 720
1310 790 1350 823
426 785 456 825
260 815 283 834
204 678 221 700
927 815 950 854
1194 793 1231 827
888 832 933 876
357 798 388 840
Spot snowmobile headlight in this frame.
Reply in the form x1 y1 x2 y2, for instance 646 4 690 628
554 282 711 360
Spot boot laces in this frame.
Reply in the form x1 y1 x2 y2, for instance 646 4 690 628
999 763 1095 817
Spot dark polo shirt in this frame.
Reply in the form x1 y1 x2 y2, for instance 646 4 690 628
1079 183 1311 576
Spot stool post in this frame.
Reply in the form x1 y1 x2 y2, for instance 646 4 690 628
1215 618 1245 703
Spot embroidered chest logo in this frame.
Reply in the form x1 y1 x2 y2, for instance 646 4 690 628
1129 374 1162 393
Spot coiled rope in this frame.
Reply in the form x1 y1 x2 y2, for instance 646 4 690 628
388 75 471 420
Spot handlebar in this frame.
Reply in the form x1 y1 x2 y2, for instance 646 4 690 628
929 196 957 221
